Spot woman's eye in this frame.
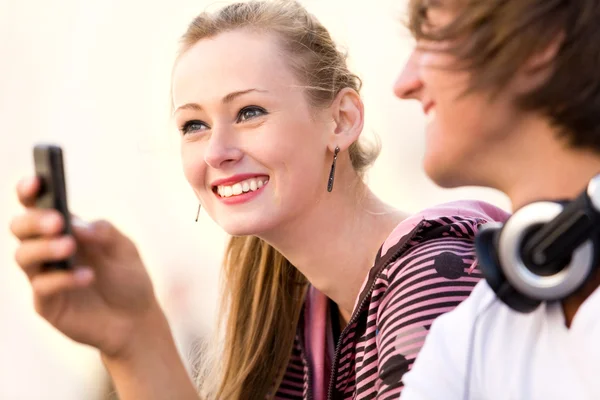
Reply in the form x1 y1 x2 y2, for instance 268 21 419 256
181 120 208 135
238 106 266 122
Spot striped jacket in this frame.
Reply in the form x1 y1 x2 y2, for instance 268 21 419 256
274 200 509 400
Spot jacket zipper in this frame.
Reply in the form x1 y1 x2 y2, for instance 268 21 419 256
300 339 314 400
325 221 425 399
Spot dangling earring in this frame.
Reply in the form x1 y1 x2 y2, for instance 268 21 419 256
327 146 340 192
195 203 201 222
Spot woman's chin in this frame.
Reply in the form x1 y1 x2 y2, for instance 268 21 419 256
219 218 273 238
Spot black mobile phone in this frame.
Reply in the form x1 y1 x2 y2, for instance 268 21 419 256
33 144 73 270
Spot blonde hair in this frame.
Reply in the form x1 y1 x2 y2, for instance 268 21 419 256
177 1 379 398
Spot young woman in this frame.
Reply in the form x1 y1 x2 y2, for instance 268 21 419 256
395 0 600 398
8 1 508 399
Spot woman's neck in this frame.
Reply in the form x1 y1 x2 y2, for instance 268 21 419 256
259 178 407 321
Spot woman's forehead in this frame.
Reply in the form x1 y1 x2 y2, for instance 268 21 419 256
172 31 298 103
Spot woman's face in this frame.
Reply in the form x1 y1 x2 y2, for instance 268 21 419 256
393 5 525 189
172 30 336 236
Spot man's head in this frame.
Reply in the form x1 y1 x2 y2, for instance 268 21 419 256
394 0 600 198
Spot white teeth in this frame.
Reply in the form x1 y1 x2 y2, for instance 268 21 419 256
217 177 269 197
232 183 243 195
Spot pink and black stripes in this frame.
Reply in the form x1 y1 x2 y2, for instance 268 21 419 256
274 211 503 399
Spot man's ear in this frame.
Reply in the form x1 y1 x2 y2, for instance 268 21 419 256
514 31 565 94
327 87 364 152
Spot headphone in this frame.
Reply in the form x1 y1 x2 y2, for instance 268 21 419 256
475 174 600 313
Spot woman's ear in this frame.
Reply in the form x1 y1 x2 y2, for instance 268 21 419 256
327 87 364 152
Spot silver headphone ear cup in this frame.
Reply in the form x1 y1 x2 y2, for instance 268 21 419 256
477 222 542 313
498 202 595 301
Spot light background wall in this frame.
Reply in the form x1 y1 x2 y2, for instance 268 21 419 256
0 0 510 398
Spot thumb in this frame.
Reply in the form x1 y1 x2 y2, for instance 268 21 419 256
70 215 114 245
71 216 134 257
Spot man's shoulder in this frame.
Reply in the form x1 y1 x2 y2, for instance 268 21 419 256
431 279 552 347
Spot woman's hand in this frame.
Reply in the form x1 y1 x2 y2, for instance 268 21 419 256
10 176 160 358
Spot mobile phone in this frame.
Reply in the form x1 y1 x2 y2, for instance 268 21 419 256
33 144 73 270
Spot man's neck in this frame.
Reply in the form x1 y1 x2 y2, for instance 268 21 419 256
492 117 600 210
499 120 600 325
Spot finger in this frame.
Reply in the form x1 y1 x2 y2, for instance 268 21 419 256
10 209 65 240
15 235 76 278
31 267 95 298
16 176 41 208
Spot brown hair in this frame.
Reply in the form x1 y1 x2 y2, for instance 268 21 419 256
176 1 379 398
407 0 600 152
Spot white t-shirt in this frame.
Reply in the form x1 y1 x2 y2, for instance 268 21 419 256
401 280 600 400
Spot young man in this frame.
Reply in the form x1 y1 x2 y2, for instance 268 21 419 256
393 1 600 399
